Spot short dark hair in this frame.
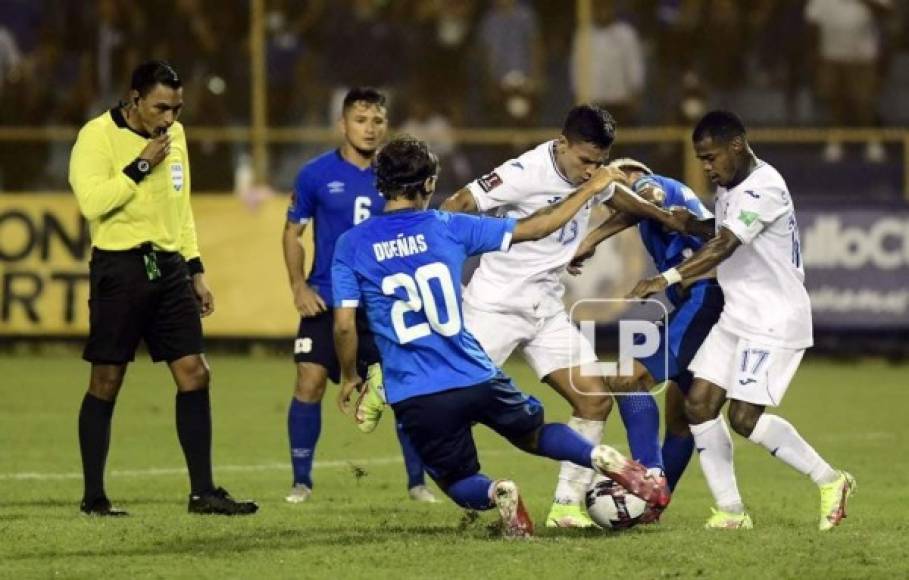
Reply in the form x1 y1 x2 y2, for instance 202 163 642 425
375 136 439 201
130 60 181 97
562 104 616 149
692 110 747 143
343 87 387 112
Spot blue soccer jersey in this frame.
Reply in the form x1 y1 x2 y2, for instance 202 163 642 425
635 174 712 305
332 209 517 404
287 149 386 305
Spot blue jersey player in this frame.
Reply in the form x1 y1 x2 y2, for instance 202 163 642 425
281 88 431 504
331 136 665 538
569 158 724 518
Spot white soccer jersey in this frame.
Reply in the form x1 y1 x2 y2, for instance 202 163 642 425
714 160 813 349
463 140 610 317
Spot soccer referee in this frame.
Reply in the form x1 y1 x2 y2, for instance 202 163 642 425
69 60 257 516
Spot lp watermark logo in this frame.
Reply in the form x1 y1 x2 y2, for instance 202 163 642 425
568 298 669 395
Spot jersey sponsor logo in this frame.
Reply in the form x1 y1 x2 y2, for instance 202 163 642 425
738 378 757 386
327 181 346 194
738 210 759 227
547 196 562 204
510 161 524 170
294 337 313 354
744 190 760 199
170 163 184 192
477 172 503 192
373 233 429 262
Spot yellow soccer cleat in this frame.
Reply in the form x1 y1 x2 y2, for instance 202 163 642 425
545 502 597 528
354 363 387 433
819 471 856 531
704 507 753 530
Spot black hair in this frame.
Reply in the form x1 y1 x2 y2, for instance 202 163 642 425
375 136 439 201
692 110 747 144
342 87 387 112
562 104 616 149
130 60 181 97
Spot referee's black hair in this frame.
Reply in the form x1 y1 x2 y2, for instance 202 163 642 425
562 104 616 149
375 136 439 201
692 110 747 144
130 60 181 97
342 87 387 112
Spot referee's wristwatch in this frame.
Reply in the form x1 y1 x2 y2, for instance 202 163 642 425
123 157 153 184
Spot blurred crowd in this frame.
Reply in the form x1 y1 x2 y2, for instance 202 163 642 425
0 0 906 191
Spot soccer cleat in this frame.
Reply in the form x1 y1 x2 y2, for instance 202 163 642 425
544 502 596 528
640 471 671 524
355 363 387 433
590 445 670 509
188 487 258 515
285 483 312 504
408 484 439 503
704 507 753 530
493 480 534 539
80 496 128 517
818 471 856 531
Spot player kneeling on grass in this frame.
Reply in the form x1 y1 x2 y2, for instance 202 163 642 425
628 111 854 531
331 136 664 538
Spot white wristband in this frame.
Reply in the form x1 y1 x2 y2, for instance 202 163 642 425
661 268 682 286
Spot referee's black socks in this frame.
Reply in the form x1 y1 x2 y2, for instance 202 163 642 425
176 389 215 494
78 393 115 501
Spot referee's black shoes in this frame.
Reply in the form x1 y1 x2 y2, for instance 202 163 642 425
80 496 129 517
188 487 259 516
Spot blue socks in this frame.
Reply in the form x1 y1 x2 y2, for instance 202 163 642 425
447 473 495 510
536 423 594 468
662 432 695 491
288 398 321 488
617 393 663 470
395 421 426 489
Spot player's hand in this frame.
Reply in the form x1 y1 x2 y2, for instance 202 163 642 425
586 165 628 195
337 374 364 415
193 274 215 317
139 133 171 168
567 241 596 276
664 206 695 234
626 275 668 300
293 281 327 318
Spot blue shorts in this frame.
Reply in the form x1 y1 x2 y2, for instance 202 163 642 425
391 373 544 488
638 280 724 394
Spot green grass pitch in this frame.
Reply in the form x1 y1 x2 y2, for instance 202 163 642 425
1 354 906 579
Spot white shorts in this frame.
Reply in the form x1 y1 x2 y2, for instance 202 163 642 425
688 323 804 407
463 302 598 380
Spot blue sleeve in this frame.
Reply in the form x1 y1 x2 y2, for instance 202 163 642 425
287 167 317 223
444 212 517 256
331 233 361 308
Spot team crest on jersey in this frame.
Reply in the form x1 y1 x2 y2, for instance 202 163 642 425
477 172 503 192
170 163 184 191
327 181 346 194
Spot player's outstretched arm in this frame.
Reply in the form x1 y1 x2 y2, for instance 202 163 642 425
513 165 626 243
333 307 362 414
627 227 740 299
685 217 717 240
605 184 694 234
439 187 479 213
567 211 640 275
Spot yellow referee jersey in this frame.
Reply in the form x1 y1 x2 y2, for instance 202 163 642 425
68 108 200 260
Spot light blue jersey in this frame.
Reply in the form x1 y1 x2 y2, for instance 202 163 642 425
332 209 516 404
287 149 385 305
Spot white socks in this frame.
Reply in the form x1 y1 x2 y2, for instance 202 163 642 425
690 416 745 513
553 416 604 506
749 414 839 485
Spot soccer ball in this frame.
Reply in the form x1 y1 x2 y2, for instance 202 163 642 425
585 475 647 530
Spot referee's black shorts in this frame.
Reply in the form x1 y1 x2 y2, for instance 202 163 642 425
83 246 203 365
293 308 379 384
